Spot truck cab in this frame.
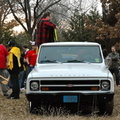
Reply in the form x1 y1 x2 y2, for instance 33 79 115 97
26 42 114 115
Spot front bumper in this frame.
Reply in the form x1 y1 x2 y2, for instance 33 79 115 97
26 92 114 104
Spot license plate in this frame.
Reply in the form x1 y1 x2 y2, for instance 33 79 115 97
63 95 78 103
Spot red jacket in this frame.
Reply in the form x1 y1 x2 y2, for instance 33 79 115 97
26 50 37 66
35 18 56 46
0 44 9 69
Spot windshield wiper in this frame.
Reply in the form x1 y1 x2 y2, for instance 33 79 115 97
67 60 85 63
40 60 62 63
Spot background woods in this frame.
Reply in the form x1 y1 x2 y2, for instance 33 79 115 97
0 0 120 53
87 0 120 52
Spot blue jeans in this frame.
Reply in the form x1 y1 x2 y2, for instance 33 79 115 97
26 65 34 78
19 71 25 88
0 69 9 95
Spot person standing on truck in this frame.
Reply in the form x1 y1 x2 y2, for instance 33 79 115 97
106 46 120 86
35 11 58 46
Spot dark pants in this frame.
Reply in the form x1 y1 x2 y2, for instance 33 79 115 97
10 73 20 98
109 68 120 85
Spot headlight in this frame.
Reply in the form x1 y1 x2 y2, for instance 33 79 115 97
101 81 110 90
30 81 39 91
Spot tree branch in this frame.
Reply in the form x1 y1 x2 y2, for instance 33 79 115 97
7 0 28 32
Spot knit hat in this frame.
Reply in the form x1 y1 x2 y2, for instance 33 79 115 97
7 40 15 47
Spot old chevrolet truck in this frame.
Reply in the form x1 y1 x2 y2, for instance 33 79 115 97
26 42 114 115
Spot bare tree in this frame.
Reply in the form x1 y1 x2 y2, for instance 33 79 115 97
0 0 18 43
0 1 11 32
6 0 61 39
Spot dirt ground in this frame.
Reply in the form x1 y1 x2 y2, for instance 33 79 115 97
0 86 120 120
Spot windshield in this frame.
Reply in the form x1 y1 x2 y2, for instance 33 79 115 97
38 46 103 63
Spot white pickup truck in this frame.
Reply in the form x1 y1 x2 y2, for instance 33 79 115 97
26 42 114 115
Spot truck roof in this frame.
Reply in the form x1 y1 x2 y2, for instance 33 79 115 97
40 42 100 46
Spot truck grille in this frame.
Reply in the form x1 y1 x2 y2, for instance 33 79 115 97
40 80 100 91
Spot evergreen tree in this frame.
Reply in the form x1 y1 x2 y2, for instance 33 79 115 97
62 8 101 42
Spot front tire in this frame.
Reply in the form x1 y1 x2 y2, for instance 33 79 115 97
98 99 114 115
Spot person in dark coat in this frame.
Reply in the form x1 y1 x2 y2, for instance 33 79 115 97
106 46 120 86
35 11 57 46
7 40 21 99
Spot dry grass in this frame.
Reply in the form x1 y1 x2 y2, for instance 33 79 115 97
0 86 120 120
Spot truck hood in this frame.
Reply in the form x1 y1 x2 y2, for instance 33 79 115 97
28 63 110 78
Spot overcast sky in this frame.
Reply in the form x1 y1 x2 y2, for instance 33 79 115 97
69 0 102 14
97 0 102 14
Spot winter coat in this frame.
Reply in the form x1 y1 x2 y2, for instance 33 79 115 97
35 18 56 46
